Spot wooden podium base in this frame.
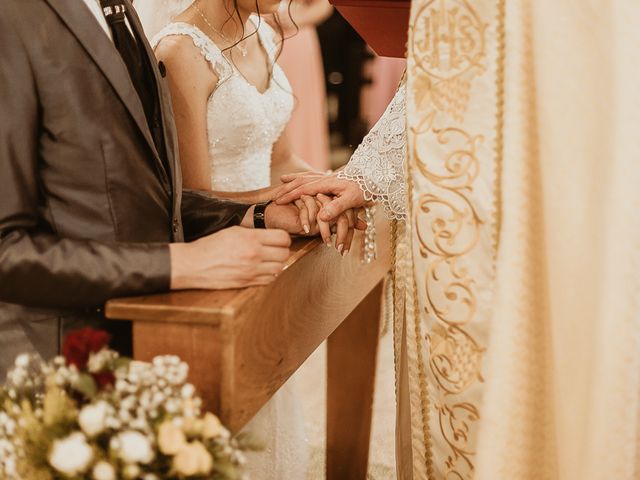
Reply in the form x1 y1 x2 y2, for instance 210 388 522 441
106 211 391 479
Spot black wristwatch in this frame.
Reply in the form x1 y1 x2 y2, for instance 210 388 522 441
253 201 271 229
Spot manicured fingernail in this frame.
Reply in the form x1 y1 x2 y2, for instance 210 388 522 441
337 244 344 254
303 225 310 234
343 249 349 257
326 241 332 247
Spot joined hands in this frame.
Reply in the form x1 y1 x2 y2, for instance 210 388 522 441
169 173 368 291
275 171 369 254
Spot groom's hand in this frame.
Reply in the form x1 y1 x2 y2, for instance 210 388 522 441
263 199 365 255
264 202 319 236
169 227 291 290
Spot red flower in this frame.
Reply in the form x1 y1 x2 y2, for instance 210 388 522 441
62 328 111 370
92 371 116 389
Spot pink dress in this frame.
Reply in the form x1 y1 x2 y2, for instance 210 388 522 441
361 54 406 128
278 26 331 171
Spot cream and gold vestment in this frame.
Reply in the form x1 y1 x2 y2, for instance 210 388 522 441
344 1 640 479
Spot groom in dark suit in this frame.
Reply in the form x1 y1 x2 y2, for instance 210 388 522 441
0 0 309 376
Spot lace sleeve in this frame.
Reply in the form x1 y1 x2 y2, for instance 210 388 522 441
338 83 407 220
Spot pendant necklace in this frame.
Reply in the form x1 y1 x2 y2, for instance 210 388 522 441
194 2 248 57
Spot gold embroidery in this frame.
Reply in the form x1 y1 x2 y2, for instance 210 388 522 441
407 168 436 479
407 5 438 477
407 0 505 477
429 325 484 395
493 0 506 257
411 118 485 479
412 0 488 122
438 402 480 473
412 125 483 331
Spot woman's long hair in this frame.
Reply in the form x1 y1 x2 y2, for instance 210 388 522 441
218 0 299 84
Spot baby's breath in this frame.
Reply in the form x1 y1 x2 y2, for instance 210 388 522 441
0 346 247 479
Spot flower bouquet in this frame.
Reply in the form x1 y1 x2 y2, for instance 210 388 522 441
0 328 252 480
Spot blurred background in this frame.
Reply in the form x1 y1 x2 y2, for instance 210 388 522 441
278 2 405 478
278 1 405 171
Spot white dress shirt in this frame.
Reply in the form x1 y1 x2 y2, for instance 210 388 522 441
82 0 134 41
82 0 112 39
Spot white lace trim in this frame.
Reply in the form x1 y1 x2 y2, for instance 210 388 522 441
152 16 279 85
338 84 407 220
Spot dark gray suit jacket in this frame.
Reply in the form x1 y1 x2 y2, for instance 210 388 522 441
0 0 250 376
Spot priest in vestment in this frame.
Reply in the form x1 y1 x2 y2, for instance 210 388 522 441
279 1 640 478
401 1 640 478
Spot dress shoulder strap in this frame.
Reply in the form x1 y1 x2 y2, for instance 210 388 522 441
152 22 233 83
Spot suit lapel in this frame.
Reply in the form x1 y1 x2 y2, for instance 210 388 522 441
44 0 162 165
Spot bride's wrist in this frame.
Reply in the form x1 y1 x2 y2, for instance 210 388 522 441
347 180 367 207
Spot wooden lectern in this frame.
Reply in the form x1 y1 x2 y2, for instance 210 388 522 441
106 212 390 479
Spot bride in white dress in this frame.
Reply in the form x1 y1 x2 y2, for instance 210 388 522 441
134 0 323 477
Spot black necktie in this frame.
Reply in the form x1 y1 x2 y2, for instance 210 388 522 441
99 0 156 134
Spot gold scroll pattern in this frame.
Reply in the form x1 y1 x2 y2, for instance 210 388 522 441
407 0 503 478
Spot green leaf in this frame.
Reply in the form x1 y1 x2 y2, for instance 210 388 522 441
73 373 97 399
213 460 241 480
113 357 131 371
43 387 76 428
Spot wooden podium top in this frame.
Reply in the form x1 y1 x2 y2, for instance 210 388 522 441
106 211 391 431
105 238 323 326
331 0 411 58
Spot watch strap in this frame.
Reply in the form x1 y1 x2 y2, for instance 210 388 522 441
253 201 271 229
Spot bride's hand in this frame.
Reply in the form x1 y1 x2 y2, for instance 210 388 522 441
276 173 367 223
315 194 363 255
293 195 319 235
277 193 365 254
279 171 331 188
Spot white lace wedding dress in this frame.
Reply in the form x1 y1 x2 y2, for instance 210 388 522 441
153 18 310 479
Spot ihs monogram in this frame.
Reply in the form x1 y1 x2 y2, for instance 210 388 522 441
412 0 488 122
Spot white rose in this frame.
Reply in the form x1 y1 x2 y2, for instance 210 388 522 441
173 441 213 476
48 432 94 476
157 421 186 455
87 348 117 373
79 401 109 437
115 431 155 464
123 463 141 479
87 351 106 373
92 461 116 480
201 413 229 439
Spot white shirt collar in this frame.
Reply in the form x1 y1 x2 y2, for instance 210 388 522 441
81 0 113 40
81 0 135 41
